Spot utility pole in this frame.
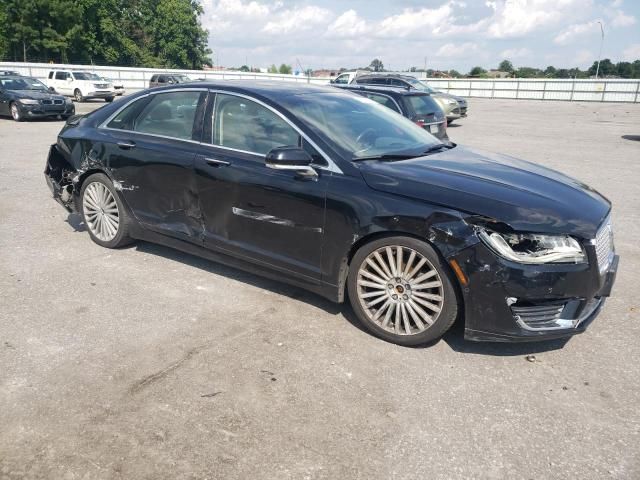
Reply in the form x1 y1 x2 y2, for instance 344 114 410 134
595 21 605 78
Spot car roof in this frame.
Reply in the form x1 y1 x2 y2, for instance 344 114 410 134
358 73 418 80
150 80 346 101
336 84 430 97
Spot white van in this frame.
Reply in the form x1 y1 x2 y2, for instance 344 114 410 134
46 70 116 102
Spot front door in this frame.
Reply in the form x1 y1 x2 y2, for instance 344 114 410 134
99 89 208 242
194 92 330 281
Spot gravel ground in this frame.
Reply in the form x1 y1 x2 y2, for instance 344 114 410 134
1 97 639 480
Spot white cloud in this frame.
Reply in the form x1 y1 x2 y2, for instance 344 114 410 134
263 5 331 34
377 4 455 37
622 44 640 61
609 9 636 27
327 10 368 37
554 21 600 45
436 42 480 58
500 47 532 58
486 0 589 39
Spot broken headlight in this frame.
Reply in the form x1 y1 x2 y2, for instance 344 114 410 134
478 229 586 264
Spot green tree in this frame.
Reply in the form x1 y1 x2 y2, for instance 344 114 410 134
369 58 384 72
498 59 514 72
238 65 250 72
278 63 292 74
469 66 487 77
515 66 542 78
544 66 557 77
448 69 462 78
267 64 278 73
615 61 633 78
588 58 615 77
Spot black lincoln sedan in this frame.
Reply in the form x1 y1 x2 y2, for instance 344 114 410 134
334 84 448 142
0 76 75 121
44 81 617 345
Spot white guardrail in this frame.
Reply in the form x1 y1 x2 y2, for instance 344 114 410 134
2 62 639 102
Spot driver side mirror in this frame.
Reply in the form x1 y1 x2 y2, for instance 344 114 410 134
265 146 317 179
66 77 73 82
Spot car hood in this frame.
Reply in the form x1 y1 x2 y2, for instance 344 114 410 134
358 145 610 238
8 90 65 101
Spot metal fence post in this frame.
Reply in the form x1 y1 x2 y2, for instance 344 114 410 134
542 81 547 100
601 82 606 102
634 81 640 103
515 79 520 100
570 80 575 101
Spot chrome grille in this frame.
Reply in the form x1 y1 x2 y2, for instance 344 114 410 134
595 217 613 274
41 99 52 105
512 304 565 330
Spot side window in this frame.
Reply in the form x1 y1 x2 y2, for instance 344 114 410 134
158 75 167 83
333 74 349 84
55 71 66 80
48 71 54 79
150 75 158 82
212 93 300 155
107 91 204 141
389 79 407 87
362 93 401 113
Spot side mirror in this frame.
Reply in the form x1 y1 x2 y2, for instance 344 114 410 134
266 146 317 179
66 77 73 82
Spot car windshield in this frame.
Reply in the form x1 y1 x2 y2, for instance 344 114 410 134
0 77 48 91
281 92 440 160
173 75 190 82
405 95 441 116
73 72 101 80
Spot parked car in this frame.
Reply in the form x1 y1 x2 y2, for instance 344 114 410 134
355 74 467 124
0 70 21 76
44 81 617 346
329 70 367 85
0 75 75 121
46 70 116 102
334 84 448 142
149 74 192 88
100 76 125 96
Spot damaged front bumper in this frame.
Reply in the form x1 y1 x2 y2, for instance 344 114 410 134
450 240 618 342
44 144 77 212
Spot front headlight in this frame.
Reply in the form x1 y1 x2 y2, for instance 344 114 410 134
18 98 39 105
444 98 458 105
478 229 586 264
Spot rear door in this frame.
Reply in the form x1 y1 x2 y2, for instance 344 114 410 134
100 89 208 241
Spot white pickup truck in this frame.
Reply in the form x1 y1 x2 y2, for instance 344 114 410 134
46 70 116 102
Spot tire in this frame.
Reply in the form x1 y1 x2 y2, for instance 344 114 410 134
447 119 454 126
347 236 459 346
74 89 84 102
48 87 57 93
10 102 23 122
105 96 114 103
80 173 133 248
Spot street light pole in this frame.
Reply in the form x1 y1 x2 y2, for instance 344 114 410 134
595 21 604 78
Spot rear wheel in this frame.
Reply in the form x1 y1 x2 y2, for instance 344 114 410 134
347 236 459 346
80 173 133 248
105 96 114 103
10 102 23 122
74 89 84 102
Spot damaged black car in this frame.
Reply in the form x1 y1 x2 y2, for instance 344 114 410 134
44 81 618 345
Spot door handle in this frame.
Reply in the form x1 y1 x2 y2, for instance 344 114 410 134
117 140 136 149
205 157 231 167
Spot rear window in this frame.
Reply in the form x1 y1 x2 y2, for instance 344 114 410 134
404 95 442 117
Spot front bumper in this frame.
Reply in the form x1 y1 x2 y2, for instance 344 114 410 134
86 90 115 98
450 240 618 342
17 102 75 118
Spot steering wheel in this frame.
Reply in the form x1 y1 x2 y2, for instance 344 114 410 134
356 128 377 147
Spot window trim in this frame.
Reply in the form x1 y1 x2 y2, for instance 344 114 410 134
99 88 343 174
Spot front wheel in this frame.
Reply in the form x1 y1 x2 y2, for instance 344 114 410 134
105 96 114 103
80 173 133 248
347 236 459 346
74 89 84 102
10 102 23 122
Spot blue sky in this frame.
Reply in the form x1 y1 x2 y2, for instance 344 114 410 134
200 0 640 71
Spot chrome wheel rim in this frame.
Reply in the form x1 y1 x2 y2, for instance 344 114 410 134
11 104 19 120
83 182 119 242
356 246 444 335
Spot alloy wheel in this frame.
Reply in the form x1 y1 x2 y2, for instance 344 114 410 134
83 182 120 242
11 104 20 121
356 246 445 335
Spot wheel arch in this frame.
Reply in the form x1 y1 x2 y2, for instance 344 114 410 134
336 229 466 315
